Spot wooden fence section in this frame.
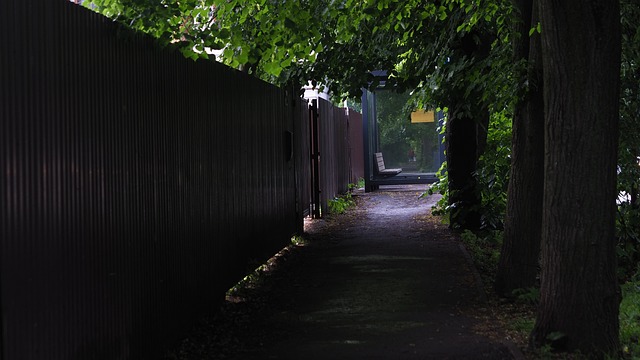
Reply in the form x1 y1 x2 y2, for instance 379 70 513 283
0 2 310 359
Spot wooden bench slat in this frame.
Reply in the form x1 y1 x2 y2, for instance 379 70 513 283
374 152 402 176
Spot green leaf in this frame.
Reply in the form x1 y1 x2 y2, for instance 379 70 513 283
284 17 297 29
262 60 283 77
236 48 249 64
529 22 542 36
218 28 231 39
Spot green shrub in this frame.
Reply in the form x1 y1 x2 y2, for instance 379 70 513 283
348 178 365 190
459 229 503 280
425 161 449 219
327 193 355 215
511 287 540 305
475 109 512 230
620 279 640 357
617 202 640 281
426 109 511 231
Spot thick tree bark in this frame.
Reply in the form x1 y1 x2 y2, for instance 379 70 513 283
530 0 621 354
495 0 545 296
446 100 482 230
446 30 493 230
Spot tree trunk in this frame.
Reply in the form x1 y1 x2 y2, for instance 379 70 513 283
530 0 621 354
445 30 493 230
446 100 482 230
495 0 545 296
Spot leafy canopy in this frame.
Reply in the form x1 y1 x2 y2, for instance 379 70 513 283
84 0 514 99
84 0 518 229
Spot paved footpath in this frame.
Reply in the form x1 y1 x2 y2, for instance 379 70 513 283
168 185 522 359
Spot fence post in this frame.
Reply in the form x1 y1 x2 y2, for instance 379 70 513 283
310 100 321 218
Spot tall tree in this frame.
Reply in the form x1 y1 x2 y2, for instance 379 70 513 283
495 0 544 296
394 9 504 230
445 29 494 230
617 0 640 275
530 0 621 354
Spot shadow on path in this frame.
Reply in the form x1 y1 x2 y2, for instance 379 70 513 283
166 185 519 360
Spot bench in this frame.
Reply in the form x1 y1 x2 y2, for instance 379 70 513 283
375 152 402 177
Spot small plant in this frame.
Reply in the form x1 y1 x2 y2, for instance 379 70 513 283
510 317 535 333
512 287 540 305
348 177 365 190
327 192 355 215
424 161 449 214
459 229 503 284
290 235 308 246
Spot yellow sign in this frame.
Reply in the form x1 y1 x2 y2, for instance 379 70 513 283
410 110 435 123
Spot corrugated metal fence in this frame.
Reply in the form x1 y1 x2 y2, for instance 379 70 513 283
316 99 352 215
0 1 350 359
1 1 356 359
294 95 312 225
1 1 358 359
348 109 365 183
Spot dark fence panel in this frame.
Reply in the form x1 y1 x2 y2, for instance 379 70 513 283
294 98 312 224
1 2 299 359
347 109 364 183
317 99 351 214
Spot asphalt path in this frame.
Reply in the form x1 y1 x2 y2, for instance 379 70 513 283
166 185 521 360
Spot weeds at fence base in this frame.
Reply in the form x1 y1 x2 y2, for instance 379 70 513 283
328 181 361 215
328 194 355 215
226 235 308 303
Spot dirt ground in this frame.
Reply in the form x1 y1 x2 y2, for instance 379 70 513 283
164 185 524 359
